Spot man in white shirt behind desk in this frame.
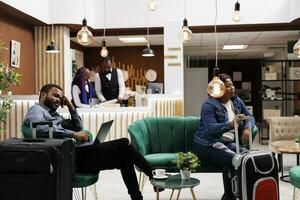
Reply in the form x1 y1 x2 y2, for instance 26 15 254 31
95 57 125 103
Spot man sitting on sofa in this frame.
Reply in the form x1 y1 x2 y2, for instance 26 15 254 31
23 83 154 200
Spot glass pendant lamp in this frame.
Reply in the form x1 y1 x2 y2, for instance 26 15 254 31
100 39 108 57
207 0 225 98
232 1 241 23
148 0 157 11
100 0 109 57
182 18 192 43
77 0 93 46
182 0 192 43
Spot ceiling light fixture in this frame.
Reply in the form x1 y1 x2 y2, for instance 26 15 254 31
46 0 60 53
232 1 241 23
293 32 300 58
223 45 248 50
100 0 108 57
77 0 93 46
142 1 154 57
207 0 225 98
119 37 147 43
182 0 192 43
148 0 157 11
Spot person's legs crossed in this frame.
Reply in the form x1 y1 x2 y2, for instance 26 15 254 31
76 138 152 200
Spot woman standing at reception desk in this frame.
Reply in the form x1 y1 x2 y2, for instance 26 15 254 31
71 67 96 108
95 57 125 102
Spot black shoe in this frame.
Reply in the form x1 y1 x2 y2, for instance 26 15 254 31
153 186 165 192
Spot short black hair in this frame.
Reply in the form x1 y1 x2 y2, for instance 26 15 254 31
101 56 112 64
39 84 63 99
218 73 232 83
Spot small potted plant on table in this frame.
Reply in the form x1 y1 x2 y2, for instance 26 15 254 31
175 151 200 179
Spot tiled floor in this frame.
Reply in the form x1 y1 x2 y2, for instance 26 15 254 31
83 137 297 200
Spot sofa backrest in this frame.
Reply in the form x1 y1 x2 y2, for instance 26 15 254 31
268 117 300 142
128 116 199 155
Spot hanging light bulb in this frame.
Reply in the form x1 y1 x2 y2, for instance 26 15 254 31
294 38 300 58
182 18 192 43
100 39 108 57
148 0 157 11
232 1 241 23
77 18 93 45
207 0 225 98
142 43 155 57
207 68 225 98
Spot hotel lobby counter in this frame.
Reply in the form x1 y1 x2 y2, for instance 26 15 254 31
0 94 183 141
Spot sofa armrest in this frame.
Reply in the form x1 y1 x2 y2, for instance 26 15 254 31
128 124 149 156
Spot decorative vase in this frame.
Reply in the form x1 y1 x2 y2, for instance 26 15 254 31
180 169 191 179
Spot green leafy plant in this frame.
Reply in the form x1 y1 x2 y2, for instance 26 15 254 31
0 39 22 126
175 151 200 172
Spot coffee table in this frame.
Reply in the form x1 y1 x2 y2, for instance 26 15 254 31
278 145 300 182
150 174 200 200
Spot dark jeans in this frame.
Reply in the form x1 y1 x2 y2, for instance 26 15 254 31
193 141 246 199
76 138 152 200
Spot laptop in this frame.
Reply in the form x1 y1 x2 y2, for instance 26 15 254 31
77 120 114 147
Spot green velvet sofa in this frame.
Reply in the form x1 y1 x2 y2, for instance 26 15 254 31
128 116 258 173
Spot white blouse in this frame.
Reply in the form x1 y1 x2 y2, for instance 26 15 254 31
72 85 91 108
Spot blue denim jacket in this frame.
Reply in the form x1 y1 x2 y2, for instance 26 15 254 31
193 96 255 146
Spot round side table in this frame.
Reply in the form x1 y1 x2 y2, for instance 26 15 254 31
278 145 300 182
151 174 200 200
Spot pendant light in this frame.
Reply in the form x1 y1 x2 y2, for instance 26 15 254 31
77 0 93 46
207 0 225 98
293 32 300 58
142 1 154 57
46 0 60 53
182 0 192 43
148 0 157 11
100 0 109 57
232 1 241 23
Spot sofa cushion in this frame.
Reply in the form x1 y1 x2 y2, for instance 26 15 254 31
144 153 221 173
145 153 178 168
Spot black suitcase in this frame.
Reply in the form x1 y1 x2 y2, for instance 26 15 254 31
232 116 279 200
0 122 74 200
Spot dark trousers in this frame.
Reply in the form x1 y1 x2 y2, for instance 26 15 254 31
76 138 152 200
193 141 246 199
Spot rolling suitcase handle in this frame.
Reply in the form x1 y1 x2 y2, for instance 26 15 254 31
32 121 53 139
234 115 252 154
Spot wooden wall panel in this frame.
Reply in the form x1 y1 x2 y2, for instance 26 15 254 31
35 26 65 92
0 14 35 94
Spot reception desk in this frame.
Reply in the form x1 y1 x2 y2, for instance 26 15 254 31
0 95 183 142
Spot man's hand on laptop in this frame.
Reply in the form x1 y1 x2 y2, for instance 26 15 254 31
74 131 89 142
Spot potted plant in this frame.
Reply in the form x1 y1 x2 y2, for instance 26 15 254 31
175 151 200 179
0 39 21 129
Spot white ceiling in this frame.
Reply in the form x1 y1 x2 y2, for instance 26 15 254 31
71 30 300 59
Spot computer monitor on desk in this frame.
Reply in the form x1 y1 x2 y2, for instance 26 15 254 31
147 83 163 94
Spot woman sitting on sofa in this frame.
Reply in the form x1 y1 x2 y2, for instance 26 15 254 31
192 73 255 200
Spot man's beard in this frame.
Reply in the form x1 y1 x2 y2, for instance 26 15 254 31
44 96 57 111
